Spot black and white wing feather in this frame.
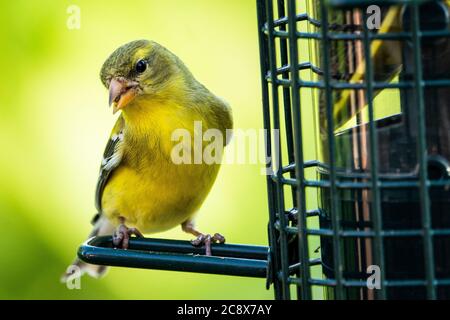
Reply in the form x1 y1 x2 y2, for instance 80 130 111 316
92 116 125 224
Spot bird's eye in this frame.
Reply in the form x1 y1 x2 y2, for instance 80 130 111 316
135 59 147 74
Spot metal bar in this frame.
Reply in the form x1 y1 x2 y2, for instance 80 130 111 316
268 12 321 28
256 0 284 299
288 258 322 272
308 277 450 288
287 0 312 300
86 236 269 260
265 0 292 299
327 0 430 8
78 237 268 278
281 225 426 238
277 0 296 194
286 176 450 189
308 278 434 288
277 1 299 233
265 28 450 40
411 2 436 299
362 9 386 300
271 62 323 76
268 76 450 90
320 0 345 299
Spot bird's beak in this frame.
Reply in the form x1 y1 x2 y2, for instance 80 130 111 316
109 78 139 114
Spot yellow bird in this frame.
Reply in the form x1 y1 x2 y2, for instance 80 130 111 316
62 40 233 280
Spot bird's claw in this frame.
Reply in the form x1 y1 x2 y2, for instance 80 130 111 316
191 233 225 256
112 224 144 249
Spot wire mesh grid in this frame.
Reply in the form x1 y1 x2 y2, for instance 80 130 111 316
257 0 450 299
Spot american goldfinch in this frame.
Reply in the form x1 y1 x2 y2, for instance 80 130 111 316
62 40 232 280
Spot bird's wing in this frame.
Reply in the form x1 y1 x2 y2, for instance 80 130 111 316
91 116 125 224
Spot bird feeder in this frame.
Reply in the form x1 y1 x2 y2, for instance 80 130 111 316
79 0 450 300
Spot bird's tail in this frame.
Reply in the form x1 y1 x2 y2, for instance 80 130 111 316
60 215 115 283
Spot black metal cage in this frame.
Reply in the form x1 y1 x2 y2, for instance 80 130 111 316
257 0 450 299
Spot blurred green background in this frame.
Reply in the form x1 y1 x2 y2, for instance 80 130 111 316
0 0 274 299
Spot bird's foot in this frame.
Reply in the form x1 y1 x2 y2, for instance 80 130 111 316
191 233 225 256
112 222 144 249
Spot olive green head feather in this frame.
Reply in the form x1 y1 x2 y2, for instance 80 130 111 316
100 40 193 114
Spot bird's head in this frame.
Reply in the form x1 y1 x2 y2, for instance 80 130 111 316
100 39 185 114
